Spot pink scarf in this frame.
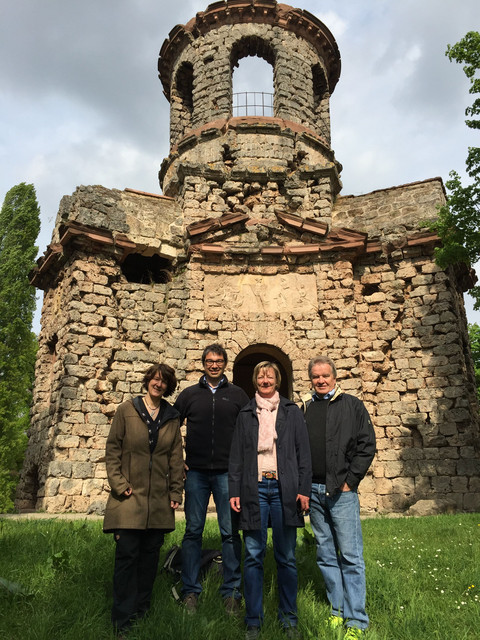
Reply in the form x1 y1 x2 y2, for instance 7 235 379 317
256 391 280 452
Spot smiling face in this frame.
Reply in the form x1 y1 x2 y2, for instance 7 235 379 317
203 350 227 386
310 362 336 397
255 366 278 398
147 373 167 403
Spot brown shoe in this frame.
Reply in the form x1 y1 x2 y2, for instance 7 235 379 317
224 596 242 616
182 593 198 614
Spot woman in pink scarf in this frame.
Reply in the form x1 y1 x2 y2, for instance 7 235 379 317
229 361 311 640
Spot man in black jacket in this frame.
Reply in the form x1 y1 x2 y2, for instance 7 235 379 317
174 344 249 614
303 356 376 640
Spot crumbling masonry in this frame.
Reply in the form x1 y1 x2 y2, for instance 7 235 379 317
16 1 480 515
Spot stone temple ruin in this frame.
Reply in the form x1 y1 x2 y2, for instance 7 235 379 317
16 0 480 515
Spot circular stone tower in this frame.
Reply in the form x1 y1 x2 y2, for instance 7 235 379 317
158 0 342 227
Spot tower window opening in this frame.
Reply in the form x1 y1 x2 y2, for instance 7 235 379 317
121 254 172 285
312 63 328 111
176 62 194 114
231 36 275 117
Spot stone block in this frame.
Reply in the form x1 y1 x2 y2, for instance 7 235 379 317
59 478 84 495
56 435 80 449
48 461 73 478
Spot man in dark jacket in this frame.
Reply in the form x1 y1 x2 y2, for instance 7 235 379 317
303 356 376 640
174 344 249 614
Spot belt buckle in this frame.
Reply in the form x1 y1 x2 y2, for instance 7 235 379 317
263 471 276 479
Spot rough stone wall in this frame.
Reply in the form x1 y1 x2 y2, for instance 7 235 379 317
354 250 479 513
52 185 182 257
171 240 480 515
18 251 178 512
16 187 184 512
333 179 445 240
168 165 338 230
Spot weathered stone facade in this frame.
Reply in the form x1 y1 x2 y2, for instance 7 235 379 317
16 0 480 515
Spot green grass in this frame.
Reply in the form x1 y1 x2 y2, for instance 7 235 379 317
0 513 478 640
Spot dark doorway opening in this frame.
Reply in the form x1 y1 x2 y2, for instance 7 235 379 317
232 344 292 400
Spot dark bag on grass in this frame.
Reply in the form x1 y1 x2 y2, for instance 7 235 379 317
163 544 222 600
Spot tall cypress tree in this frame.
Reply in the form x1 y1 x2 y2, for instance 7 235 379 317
0 183 40 512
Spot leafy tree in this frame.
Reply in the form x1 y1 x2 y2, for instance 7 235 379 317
0 183 40 512
428 31 480 306
468 322 480 401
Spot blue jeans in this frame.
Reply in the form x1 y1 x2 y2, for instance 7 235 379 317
243 477 298 629
309 483 368 630
181 469 241 599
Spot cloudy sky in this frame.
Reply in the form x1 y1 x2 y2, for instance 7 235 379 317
1 0 479 329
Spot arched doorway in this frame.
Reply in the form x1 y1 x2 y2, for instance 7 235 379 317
232 344 292 399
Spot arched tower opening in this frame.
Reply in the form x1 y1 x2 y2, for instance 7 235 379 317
233 344 292 400
312 63 331 144
170 61 194 143
231 36 275 117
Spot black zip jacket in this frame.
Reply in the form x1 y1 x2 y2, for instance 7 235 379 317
174 376 249 471
303 386 376 495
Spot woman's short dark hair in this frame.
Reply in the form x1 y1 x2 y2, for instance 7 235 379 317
142 363 177 397
201 343 228 365
252 361 281 390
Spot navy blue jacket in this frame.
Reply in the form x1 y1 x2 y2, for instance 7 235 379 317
229 396 312 530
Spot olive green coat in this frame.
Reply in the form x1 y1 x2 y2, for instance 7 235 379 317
103 397 184 532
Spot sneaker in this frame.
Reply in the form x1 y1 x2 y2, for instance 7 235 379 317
327 615 344 630
224 596 242 616
344 628 365 639
182 593 198 614
245 626 260 640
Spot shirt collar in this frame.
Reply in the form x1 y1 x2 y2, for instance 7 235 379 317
203 375 225 393
312 386 336 401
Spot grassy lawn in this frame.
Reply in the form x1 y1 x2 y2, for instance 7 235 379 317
0 513 478 640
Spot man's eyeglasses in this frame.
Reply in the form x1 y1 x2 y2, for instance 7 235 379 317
205 359 225 367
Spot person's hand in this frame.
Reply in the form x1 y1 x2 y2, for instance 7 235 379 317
124 487 133 496
340 482 351 492
171 501 179 510
230 497 241 512
296 494 309 512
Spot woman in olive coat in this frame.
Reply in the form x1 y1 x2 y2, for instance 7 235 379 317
104 363 183 635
